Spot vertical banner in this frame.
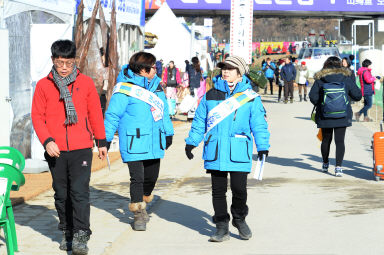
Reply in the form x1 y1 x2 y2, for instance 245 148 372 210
203 18 213 39
230 0 253 64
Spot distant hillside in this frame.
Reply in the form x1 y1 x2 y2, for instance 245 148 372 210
185 16 338 43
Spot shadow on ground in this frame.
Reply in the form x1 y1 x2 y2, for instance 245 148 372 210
253 153 373 180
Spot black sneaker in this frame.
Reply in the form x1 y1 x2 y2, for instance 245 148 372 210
322 162 329 173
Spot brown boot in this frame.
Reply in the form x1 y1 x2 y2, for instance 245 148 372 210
142 195 154 223
355 112 361 122
129 202 147 231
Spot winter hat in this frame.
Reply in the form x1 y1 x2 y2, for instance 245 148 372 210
301 61 306 65
217 56 249 76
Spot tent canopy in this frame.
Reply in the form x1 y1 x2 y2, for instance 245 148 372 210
145 2 192 72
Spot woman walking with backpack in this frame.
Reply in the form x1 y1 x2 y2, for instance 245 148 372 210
309 56 361 177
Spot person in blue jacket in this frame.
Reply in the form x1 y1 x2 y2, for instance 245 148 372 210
262 57 276 95
104 52 174 231
281 57 297 103
185 56 270 242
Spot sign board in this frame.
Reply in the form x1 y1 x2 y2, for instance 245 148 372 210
145 0 384 12
79 0 145 26
230 0 253 64
379 19 384 32
203 18 212 38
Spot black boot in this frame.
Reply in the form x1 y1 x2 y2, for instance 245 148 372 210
72 230 90 255
129 202 147 231
209 221 230 242
59 230 73 251
299 95 302 102
232 219 252 240
304 94 307 101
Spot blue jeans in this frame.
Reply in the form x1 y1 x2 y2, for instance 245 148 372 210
359 95 373 117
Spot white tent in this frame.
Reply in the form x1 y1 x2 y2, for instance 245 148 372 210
145 3 192 72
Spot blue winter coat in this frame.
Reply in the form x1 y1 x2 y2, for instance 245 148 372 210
262 62 276 79
104 65 174 162
185 75 270 172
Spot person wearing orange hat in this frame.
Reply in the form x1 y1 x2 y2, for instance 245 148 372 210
295 61 310 101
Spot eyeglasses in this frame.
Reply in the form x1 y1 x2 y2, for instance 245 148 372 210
54 60 75 68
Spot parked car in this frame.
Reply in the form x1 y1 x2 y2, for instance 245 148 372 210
297 47 341 78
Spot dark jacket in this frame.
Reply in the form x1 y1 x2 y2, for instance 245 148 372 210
281 63 297 82
188 67 202 89
309 68 362 128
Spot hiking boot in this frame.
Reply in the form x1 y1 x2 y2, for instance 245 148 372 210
284 100 288 104
129 202 147 231
290 98 293 103
209 221 230 242
72 230 90 255
335 166 343 177
322 162 329 173
59 230 73 251
355 112 361 122
232 219 252 240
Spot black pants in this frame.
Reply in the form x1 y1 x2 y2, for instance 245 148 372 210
210 171 248 223
127 159 161 203
45 148 92 234
321 127 346 167
278 85 283 100
264 78 274 94
284 80 294 100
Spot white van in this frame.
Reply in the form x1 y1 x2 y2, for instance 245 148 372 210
297 47 341 78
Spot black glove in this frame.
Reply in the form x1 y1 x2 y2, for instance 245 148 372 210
376 76 381 80
190 89 195 96
258 150 269 160
106 141 111 152
166 136 173 150
185 144 196 160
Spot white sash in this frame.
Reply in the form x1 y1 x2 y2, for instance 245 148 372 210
113 82 164 121
206 89 258 133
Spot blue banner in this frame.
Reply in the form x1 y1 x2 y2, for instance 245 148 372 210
145 0 384 12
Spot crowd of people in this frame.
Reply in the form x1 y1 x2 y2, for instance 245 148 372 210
30 38 383 254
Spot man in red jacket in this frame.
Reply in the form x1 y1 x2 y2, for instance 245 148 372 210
31 40 107 255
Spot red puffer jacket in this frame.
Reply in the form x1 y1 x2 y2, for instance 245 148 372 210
32 70 106 151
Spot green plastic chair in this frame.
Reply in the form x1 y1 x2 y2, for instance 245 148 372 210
0 164 25 254
0 147 25 172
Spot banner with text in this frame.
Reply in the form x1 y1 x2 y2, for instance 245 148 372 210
145 0 383 12
230 0 253 64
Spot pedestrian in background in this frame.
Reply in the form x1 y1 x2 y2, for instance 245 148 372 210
104 52 174 231
31 40 107 255
281 57 297 103
262 57 276 95
162 61 181 118
185 56 270 242
309 56 361 177
275 60 284 102
295 61 309 102
187 56 203 120
355 59 379 122
155 59 163 78
342 57 355 81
